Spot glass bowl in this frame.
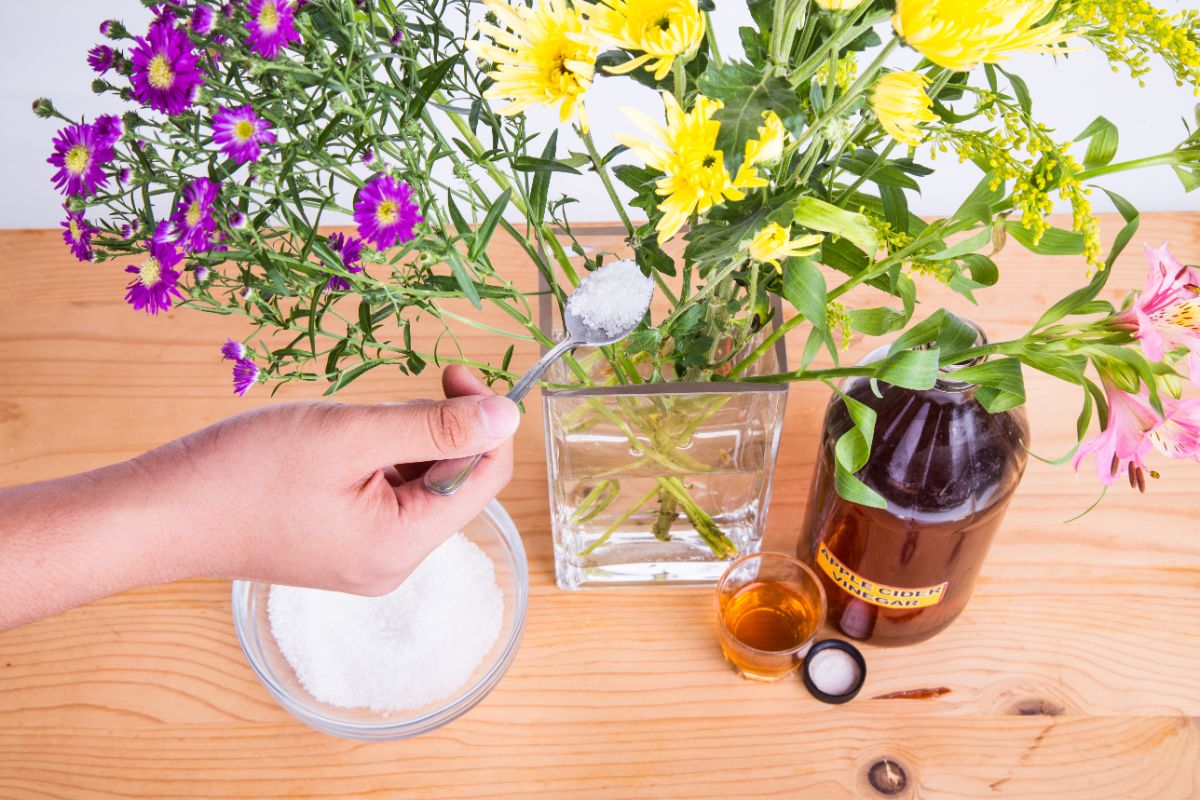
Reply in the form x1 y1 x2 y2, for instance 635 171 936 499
231 500 528 740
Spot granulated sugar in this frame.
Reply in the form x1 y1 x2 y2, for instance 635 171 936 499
268 533 504 712
568 259 654 338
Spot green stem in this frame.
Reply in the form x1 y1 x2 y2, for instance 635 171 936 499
704 12 723 68
1077 150 1200 181
579 485 660 556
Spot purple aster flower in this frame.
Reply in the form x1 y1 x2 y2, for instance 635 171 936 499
48 122 114 197
229 211 246 228
171 177 220 252
353 175 422 250
129 18 204 115
231 358 259 396
191 5 215 34
118 167 131 184
390 27 405 46
244 0 301 59
194 265 210 281
221 338 247 361
99 20 114 36
211 105 275 163
124 230 184 315
94 114 123 146
328 232 365 270
88 45 116 74
322 233 364 292
61 207 96 262
362 148 375 165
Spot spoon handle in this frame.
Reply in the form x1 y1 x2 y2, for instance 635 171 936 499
423 337 578 496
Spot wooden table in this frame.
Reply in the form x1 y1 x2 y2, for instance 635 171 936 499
2 215 1199 799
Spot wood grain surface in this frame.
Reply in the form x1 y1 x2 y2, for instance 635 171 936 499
1 215 1199 799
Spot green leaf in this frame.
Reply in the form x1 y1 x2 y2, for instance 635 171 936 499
950 175 1006 227
827 384 887 509
927 225 992 260
849 305 910 336
529 132 559 222
468 188 511 262
793 197 879 255
997 66 1032 116
874 348 940 390
1172 164 1200 192
404 55 459 122
697 61 804 174
512 156 582 175
624 327 661 355
780 256 827 329
1077 116 1119 170
1005 221 1085 255
952 358 1026 412
887 309 947 355
446 251 481 309
324 360 382 395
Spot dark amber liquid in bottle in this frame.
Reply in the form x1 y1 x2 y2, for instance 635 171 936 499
799 374 1029 647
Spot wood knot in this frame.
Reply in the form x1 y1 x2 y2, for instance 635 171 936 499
0 401 23 425
1011 698 1063 716
866 759 908 796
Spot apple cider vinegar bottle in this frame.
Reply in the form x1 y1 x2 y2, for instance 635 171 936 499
798 330 1030 647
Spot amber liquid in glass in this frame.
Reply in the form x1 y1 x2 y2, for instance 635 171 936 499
719 580 820 678
800 377 1029 647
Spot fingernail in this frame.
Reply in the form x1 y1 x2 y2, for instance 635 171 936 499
479 396 520 438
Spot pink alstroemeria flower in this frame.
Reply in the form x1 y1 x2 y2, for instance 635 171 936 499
1114 244 1200 385
1149 394 1200 463
1074 379 1200 489
1074 380 1160 488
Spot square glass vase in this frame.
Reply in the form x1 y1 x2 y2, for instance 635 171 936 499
542 316 788 590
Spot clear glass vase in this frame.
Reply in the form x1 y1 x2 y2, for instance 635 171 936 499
540 285 788 589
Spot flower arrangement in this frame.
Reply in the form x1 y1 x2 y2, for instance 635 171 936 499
37 0 1200 553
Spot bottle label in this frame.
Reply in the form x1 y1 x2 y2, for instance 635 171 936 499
816 542 948 609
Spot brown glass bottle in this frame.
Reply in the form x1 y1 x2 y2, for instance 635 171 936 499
798 347 1029 647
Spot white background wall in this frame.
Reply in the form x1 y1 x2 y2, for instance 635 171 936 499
2 0 1197 229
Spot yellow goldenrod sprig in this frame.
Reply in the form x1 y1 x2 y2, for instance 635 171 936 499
1068 0 1200 94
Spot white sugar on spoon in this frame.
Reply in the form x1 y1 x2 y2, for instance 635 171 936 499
424 259 654 496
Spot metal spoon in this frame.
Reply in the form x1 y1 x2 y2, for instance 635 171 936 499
423 259 654 496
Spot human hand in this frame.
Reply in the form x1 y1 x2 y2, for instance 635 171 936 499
139 365 519 594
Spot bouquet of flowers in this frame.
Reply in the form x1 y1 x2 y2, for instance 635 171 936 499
38 0 1200 559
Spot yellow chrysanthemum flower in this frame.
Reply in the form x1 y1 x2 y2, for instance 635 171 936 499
578 0 706 81
893 0 1072 72
734 110 786 188
467 0 598 128
816 0 866 11
616 92 744 242
870 71 937 146
748 223 824 271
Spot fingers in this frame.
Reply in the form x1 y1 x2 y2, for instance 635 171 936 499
387 366 504 484
324 391 519 470
442 363 493 399
390 434 514 562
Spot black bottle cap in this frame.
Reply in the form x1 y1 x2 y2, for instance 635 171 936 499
802 639 867 704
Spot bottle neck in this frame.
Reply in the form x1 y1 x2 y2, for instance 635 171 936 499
926 319 988 394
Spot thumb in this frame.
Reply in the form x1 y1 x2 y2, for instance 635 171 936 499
330 394 520 469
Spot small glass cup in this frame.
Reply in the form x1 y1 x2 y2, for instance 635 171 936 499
716 552 827 682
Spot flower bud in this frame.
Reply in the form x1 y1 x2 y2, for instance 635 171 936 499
31 97 55 118
100 19 129 39
92 78 113 94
